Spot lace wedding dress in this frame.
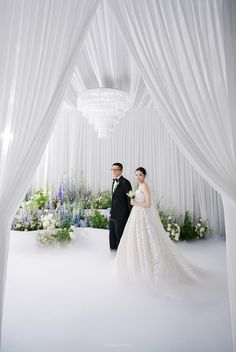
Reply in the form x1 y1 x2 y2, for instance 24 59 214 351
116 188 200 288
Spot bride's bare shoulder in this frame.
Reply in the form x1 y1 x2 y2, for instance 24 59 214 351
140 182 150 192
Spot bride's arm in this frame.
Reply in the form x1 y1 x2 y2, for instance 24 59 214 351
131 184 151 208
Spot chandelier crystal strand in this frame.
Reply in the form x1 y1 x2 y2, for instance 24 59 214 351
77 88 130 138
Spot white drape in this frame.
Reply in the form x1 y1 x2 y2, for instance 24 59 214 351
65 0 153 109
108 0 236 348
0 0 99 339
32 107 224 236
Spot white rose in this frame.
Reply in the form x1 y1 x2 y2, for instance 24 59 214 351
43 221 49 228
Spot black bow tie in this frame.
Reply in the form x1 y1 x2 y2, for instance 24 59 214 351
113 178 119 182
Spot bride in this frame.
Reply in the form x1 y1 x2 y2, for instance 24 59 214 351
116 167 200 288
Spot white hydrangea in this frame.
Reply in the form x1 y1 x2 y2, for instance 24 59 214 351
174 233 180 241
41 213 56 230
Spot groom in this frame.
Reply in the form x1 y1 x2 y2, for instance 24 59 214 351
109 163 132 250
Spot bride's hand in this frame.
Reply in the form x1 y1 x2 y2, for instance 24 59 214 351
131 199 135 206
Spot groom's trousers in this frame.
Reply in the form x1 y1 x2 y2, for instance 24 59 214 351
109 218 126 250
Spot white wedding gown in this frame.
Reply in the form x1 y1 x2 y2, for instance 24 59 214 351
116 188 200 289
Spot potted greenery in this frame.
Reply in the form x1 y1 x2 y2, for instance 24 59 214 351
89 209 108 229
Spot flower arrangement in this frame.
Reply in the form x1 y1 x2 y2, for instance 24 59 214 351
127 190 135 199
37 209 75 247
194 217 208 239
91 191 112 209
34 189 49 209
179 211 197 241
37 226 74 247
37 231 59 247
41 213 56 230
158 204 208 241
89 209 108 229
159 211 180 241
12 176 112 232
166 216 181 241
11 199 43 231
11 176 209 244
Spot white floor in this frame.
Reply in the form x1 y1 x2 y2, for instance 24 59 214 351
2 229 233 352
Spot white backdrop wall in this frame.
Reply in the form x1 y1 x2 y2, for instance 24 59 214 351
31 107 224 236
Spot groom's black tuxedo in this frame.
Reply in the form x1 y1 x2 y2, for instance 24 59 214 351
109 175 132 250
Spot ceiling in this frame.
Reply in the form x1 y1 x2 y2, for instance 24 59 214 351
65 1 154 110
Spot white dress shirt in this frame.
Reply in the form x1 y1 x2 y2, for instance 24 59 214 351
113 176 121 193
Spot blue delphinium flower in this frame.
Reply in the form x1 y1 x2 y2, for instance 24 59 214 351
72 203 80 227
57 182 65 202
69 182 76 202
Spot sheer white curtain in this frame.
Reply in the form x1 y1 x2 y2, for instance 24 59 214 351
0 0 99 338
108 0 236 348
65 0 153 109
32 107 224 236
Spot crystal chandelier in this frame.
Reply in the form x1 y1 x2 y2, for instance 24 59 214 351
77 88 130 138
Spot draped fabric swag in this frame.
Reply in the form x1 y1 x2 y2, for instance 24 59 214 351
65 0 153 109
108 0 236 348
0 0 99 338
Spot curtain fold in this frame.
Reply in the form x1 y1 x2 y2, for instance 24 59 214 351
65 0 153 109
0 0 100 340
107 0 236 348
108 0 236 198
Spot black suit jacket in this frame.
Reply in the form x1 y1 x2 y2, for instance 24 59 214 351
110 175 132 222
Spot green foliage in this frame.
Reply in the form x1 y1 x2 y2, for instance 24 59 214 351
55 228 71 242
158 210 180 241
158 200 208 241
89 209 108 229
34 189 49 209
179 211 196 241
159 210 169 229
14 179 209 241
194 217 208 239
78 190 93 209
37 227 72 247
91 191 112 209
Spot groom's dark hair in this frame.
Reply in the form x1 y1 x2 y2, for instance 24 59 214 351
113 162 123 171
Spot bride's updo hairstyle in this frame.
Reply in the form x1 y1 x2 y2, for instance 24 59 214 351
135 167 147 176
